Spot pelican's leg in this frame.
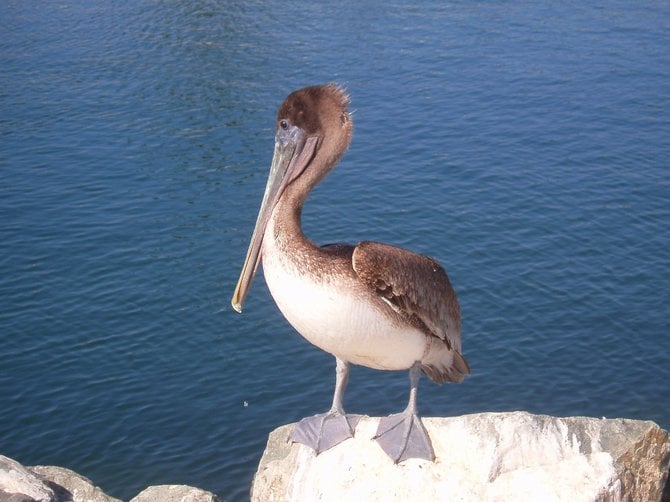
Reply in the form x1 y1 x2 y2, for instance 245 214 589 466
290 357 361 454
374 361 434 462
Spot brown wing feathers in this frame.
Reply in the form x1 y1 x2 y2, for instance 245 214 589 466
352 241 469 382
353 242 460 341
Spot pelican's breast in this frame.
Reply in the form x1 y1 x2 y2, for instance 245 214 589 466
261 234 427 371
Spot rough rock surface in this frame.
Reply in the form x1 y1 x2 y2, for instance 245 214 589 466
29 466 121 502
3 412 668 501
0 456 219 502
0 456 54 502
251 411 670 502
129 484 220 502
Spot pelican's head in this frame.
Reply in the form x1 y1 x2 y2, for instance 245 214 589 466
231 84 353 313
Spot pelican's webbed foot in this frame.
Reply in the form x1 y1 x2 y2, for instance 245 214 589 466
373 361 435 463
374 409 434 462
291 411 362 454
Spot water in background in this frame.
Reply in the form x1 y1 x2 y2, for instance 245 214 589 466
1 1 669 499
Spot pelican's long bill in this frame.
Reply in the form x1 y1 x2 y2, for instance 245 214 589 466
231 126 318 313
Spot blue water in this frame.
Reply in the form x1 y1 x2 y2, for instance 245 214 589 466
1 1 669 499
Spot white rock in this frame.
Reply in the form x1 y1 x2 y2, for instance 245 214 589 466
29 465 121 502
251 411 670 502
0 455 54 502
0 456 223 502
129 484 220 502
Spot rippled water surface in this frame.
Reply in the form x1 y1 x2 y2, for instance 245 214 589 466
2 1 669 499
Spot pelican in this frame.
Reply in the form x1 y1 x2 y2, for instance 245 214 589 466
232 84 470 462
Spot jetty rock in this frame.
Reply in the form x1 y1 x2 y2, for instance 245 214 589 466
2 411 668 501
252 411 670 502
0 455 219 502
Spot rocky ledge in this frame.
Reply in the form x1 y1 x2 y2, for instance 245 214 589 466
0 456 219 502
2 412 669 502
252 411 670 502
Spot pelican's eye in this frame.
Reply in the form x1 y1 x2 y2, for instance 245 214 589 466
279 119 289 130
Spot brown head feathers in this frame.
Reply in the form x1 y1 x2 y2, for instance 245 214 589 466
277 84 351 136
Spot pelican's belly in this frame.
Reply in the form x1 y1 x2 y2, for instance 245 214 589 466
262 252 426 370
